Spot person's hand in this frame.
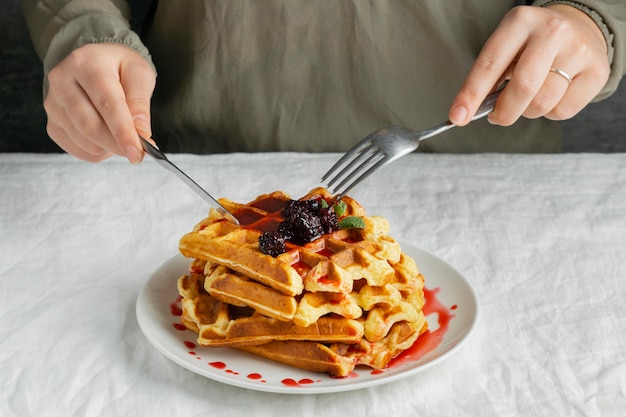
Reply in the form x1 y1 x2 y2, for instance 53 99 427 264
44 43 157 163
449 4 610 127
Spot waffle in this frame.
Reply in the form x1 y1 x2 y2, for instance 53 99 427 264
177 187 428 376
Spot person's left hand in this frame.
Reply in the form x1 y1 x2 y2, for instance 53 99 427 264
449 4 610 127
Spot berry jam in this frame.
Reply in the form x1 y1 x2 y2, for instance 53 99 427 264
257 197 341 256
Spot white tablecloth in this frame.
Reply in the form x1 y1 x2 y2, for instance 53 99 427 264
1 152 625 416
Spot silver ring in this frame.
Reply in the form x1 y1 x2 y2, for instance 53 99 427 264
550 68 573 85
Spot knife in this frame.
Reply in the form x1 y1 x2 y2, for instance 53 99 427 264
140 137 240 225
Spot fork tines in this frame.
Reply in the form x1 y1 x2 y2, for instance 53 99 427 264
321 139 386 198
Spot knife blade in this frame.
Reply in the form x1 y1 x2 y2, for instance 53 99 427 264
140 137 240 225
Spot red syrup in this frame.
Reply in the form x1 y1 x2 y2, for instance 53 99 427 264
234 197 286 233
292 260 311 276
209 361 227 369
317 274 339 286
281 378 316 387
233 208 265 226
316 248 335 258
206 361 239 375
387 287 455 368
170 295 183 316
172 323 187 331
250 196 288 213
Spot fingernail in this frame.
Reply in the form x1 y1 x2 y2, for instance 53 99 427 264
133 114 151 138
487 113 499 126
487 110 499 126
450 105 468 125
126 145 143 165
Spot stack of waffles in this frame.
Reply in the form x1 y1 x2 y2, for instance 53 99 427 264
177 187 428 377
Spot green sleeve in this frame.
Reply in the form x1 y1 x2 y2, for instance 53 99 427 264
532 0 626 100
21 0 155 96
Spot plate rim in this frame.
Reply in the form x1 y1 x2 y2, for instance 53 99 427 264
136 242 480 394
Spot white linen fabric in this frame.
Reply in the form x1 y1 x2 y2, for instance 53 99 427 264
1 153 625 416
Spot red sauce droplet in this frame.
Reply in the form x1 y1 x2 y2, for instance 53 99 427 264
170 302 183 316
184 341 196 349
188 351 196 355
209 361 227 369
281 378 317 386
451 304 458 310
371 369 385 375
281 378 299 387
172 323 187 331
247 373 263 380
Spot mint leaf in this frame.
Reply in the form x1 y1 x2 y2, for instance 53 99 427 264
338 216 365 229
332 200 347 217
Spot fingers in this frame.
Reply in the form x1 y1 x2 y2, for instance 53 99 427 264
45 73 116 162
449 5 610 127
47 124 114 163
45 89 114 162
449 8 531 126
106 48 156 160
544 70 605 120
491 52 579 124
121 57 156 141
44 43 156 164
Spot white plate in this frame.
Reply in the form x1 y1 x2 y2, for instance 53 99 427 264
136 243 479 394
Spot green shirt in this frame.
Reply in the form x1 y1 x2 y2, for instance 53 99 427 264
22 0 626 153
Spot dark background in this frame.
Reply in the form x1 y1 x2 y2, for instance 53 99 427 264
2 0 625 154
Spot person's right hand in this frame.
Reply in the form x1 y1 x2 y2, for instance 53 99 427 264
44 43 157 164
448 5 610 128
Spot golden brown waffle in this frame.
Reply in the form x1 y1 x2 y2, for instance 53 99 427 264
177 187 428 376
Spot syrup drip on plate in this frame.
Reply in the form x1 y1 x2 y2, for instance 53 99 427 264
281 378 319 387
170 295 183 316
386 287 455 370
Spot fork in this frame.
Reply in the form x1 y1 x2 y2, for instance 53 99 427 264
321 86 505 198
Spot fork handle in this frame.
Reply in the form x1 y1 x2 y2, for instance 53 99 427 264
471 86 504 121
418 84 505 142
